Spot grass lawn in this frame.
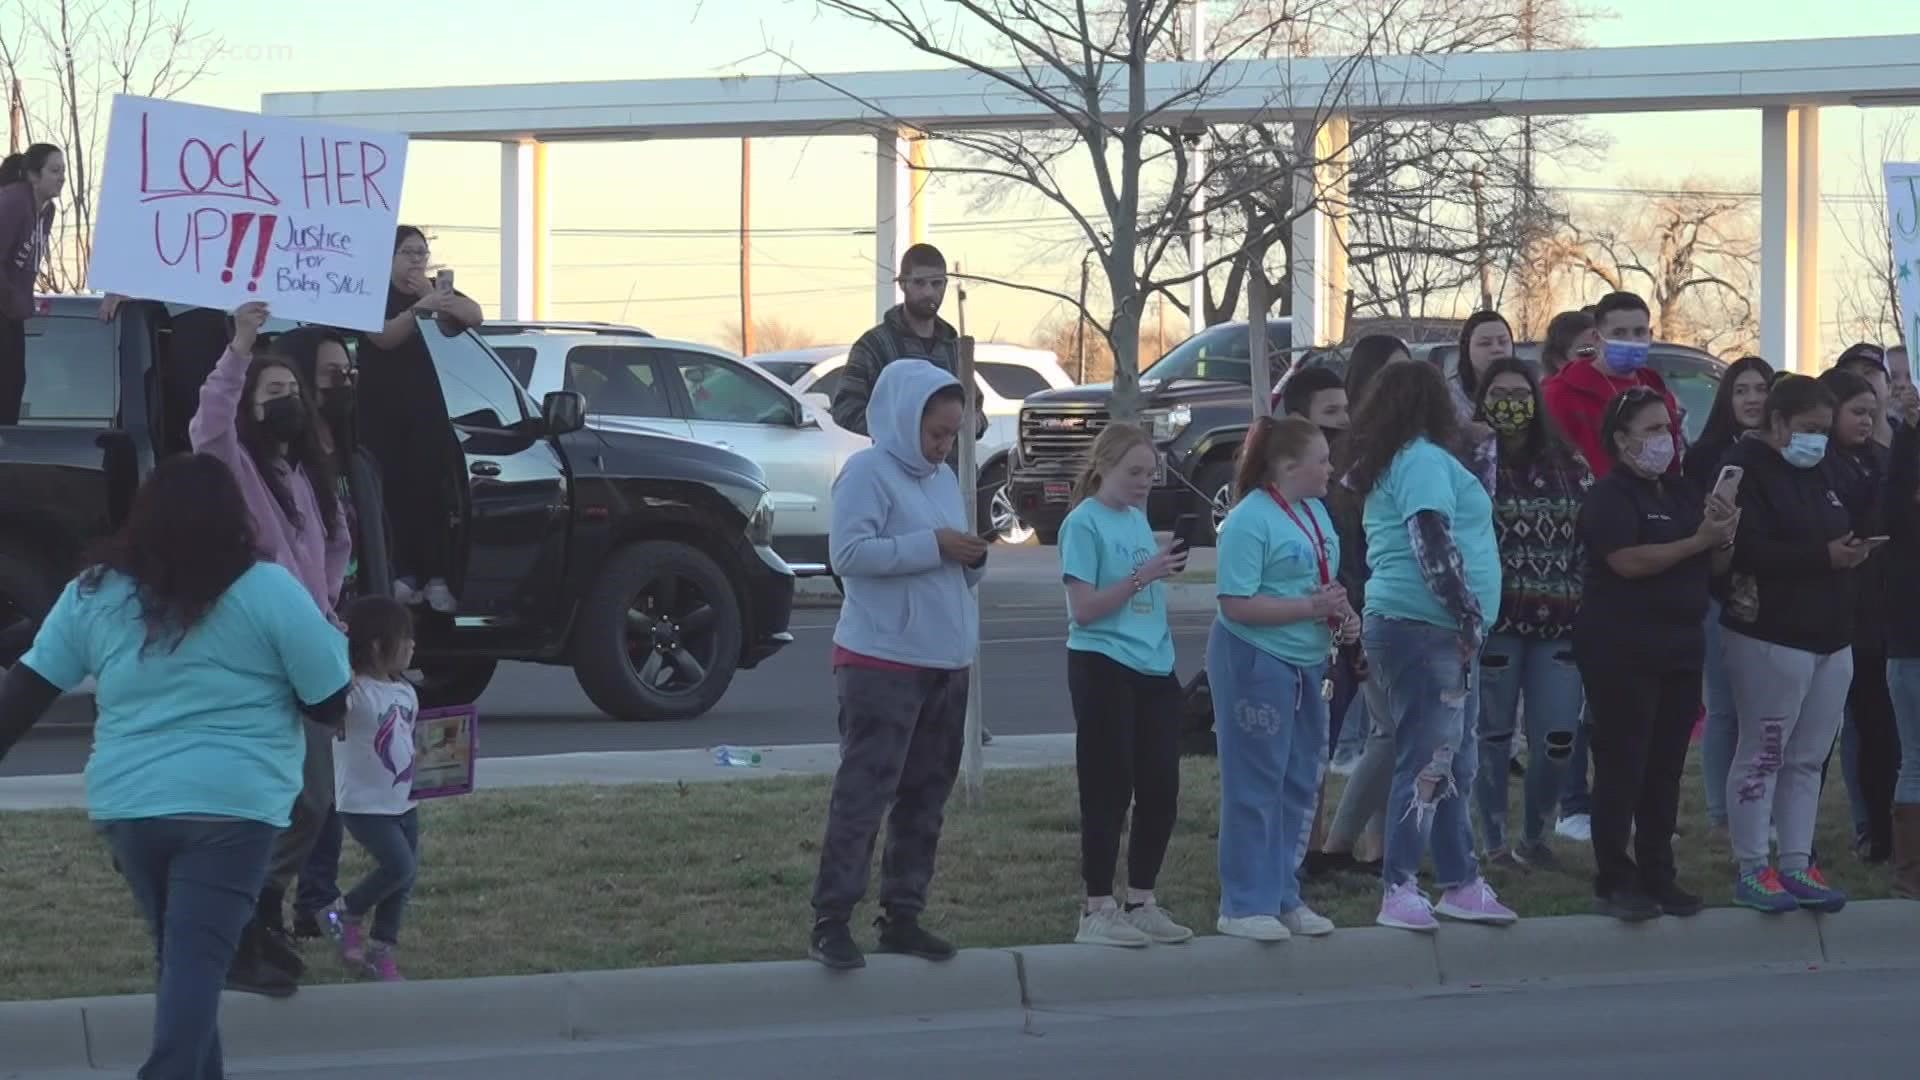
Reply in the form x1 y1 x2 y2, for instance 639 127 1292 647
0 756 1893 1003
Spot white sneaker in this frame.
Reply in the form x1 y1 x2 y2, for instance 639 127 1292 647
1123 903 1194 944
1554 814 1592 842
1076 906 1151 948
1216 914 1291 942
423 579 457 614
393 579 420 606
1279 905 1335 937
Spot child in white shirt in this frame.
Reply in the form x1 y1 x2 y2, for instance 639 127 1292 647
325 595 419 981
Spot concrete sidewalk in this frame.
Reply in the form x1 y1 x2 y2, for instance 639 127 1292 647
0 734 1081 812
8 902 1918 1075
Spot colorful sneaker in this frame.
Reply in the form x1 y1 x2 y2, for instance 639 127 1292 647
1376 882 1439 933
1437 878 1519 925
1733 867 1799 913
336 914 367 966
363 942 404 982
1076 905 1152 948
1279 905 1335 937
1122 903 1194 944
1779 867 1848 913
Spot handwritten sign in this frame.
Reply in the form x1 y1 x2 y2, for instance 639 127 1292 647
1887 163 1920 353
88 95 408 332
409 704 477 801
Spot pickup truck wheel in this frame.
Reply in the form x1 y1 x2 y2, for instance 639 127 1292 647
0 542 58 667
976 464 1034 545
412 658 498 709
574 541 743 722
1195 461 1236 546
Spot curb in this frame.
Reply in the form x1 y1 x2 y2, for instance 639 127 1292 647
7 902 1915 1072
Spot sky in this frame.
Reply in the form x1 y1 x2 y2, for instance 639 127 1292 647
17 0 1920 355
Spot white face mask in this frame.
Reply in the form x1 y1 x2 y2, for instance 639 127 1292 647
1630 433 1675 476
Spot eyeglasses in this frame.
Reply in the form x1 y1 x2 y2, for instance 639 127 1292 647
397 247 431 259
1602 385 1660 427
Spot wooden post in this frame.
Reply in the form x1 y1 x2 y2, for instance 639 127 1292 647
1073 257 1091 382
1249 270 1272 418
740 138 754 355
957 335 985 805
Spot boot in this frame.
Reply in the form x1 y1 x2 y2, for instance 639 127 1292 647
225 922 298 998
253 885 306 980
1892 804 1920 900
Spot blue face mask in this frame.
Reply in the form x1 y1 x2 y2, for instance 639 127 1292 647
1782 432 1828 469
1602 339 1650 374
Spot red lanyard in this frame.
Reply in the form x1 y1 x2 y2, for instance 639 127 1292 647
1267 485 1338 628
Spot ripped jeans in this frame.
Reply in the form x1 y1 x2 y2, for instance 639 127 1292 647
1473 634 1582 852
1721 629 1852 872
1364 616 1482 892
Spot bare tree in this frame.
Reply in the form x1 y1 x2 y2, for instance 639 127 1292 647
0 0 217 291
716 315 822 355
1562 178 1761 355
1831 114 1914 347
792 0 1392 419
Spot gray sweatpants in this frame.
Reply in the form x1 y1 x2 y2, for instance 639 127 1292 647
266 719 338 896
811 665 968 923
1722 630 1852 871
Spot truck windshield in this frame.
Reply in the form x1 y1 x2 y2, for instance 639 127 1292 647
1141 322 1290 386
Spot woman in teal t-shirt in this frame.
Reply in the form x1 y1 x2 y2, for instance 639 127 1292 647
1347 359 1516 934
1060 423 1194 949
1207 415 1357 942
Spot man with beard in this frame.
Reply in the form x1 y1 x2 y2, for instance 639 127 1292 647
832 244 988 451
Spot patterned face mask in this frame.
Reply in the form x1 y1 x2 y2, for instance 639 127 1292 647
1484 396 1535 435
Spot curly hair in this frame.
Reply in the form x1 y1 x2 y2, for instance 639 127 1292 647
1343 357 1459 496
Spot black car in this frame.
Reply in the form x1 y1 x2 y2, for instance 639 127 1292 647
0 296 794 721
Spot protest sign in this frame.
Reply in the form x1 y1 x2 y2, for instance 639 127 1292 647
88 95 408 332
1887 163 1920 352
409 704 478 801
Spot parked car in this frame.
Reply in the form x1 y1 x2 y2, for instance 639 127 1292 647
483 327 868 575
0 297 795 722
753 342 1075 544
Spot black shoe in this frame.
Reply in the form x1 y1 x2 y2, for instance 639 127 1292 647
875 913 957 961
291 910 324 941
1648 884 1705 918
225 926 298 998
1595 891 1662 923
1300 850 1358 879
808 918 865 970
259 926 307 979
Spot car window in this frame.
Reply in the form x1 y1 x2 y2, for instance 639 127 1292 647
808 367 844 400
663 352 796 425
1140 322 1291 386
564 345 673 418
422 327 530 429
755 359 816 385
15 315 116 426
494 345 537 387
1652 356 1721 443
976 362 1052 401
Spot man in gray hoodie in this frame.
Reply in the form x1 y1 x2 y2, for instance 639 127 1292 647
809 358 988 970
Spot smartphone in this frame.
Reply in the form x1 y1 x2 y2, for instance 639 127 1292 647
435 268 454 292
1865 535 1892 547
1171 513 1202 553
1712 464 1744 504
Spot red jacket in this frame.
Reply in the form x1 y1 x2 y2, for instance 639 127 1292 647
1541 360 1683 479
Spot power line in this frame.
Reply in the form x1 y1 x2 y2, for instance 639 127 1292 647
551 284 871 306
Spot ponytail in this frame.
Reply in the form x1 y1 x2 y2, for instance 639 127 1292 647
1233 414 1322 502
0 144 60 187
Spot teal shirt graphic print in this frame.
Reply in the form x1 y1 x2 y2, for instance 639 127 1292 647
1058 499 1176 676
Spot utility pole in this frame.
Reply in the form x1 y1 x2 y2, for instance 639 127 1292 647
1186 0 1208 326
1073 255 1091 382
1471 166 1494 312
955 261 969 336
739 138 753 355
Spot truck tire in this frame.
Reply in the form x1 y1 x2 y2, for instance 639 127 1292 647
1195 460 1236 546
0 541 58 667
573 540 743 722
412 658 498 709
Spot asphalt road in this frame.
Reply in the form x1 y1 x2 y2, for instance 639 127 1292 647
192 964 1919 1080
0 547 1215 778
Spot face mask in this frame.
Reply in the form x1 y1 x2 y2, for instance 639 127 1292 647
1629 433 1675 475
318 392 354 428
1782 431 1828 469
259 395 307 444
1602 339 1650 374
1484 397 1535 436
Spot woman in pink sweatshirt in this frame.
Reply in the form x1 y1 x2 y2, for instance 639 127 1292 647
190 301 350 619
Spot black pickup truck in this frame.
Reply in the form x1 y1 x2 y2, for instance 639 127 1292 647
0 295 795 721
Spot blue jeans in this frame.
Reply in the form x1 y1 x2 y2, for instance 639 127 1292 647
341 810 420 945
1701 598 1738 825
101 817 276 1080
1208 621 1327 918
1473 633 1582 850
1886 659 1920 804
295 808 343 916
1364 616 1481 891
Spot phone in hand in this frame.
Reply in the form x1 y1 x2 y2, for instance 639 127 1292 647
435 268 454 292
1171 513 1202 553
1865 535 1892 549
1713 464 1744 504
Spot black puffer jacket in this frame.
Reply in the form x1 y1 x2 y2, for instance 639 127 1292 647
1720 435 1857 656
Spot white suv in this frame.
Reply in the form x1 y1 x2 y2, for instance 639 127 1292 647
753 342 1074 544
480 322 865 575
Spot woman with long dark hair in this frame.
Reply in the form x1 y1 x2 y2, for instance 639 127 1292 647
1348 360 1515 932
357 225 485 614
1540 310 1601 379
0 142 64 424
0 453 350 1079
1450 311 1513 493
1469 356 1593 870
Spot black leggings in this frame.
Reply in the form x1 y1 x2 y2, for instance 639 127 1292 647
1068 649 1183 898
0 316 24 425
373 429 455 585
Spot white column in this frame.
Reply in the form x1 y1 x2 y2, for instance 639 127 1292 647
1187 0 1208 326
500 142 534 321
1796 106 1822 368
874 131 912 323
1760 108 1804 371
1289 118 1350 348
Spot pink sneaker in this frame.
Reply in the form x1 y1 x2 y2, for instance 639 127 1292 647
1436 878 1518 925
336 915 367 967
1376 882 1439 933
364 942 404 982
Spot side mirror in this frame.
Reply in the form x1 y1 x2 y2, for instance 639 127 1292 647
542 390 586 435
803 391 831 411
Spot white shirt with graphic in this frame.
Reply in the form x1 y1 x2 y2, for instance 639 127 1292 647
334 674 420 815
